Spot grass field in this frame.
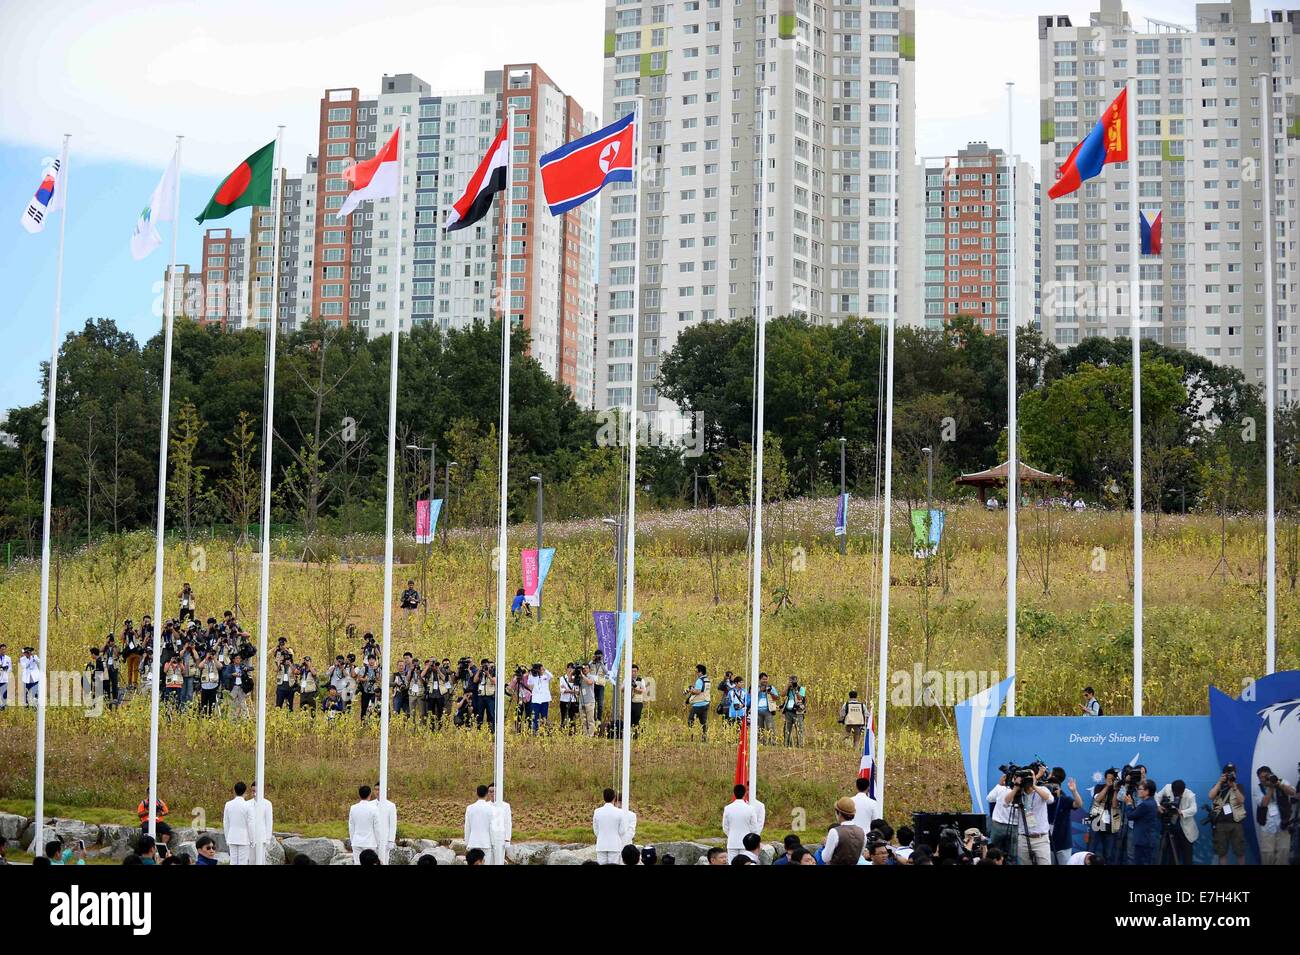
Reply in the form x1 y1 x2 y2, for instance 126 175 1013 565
0 498 1295 842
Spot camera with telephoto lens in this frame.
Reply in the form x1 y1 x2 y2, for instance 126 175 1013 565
999 762 1036 789
1222 763 1236 785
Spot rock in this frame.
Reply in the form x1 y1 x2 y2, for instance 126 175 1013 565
647 841 710 867
167 827 199 847
19 822 55 852
430 846 460 865
51 818 100 846
264 840 286 866
546 849 585 865
329 851 354 865
0 813 31 842
448 839 466 854
387 846 414 866
215 852 230 865
282 836 340 866
409 839 439 854
506 841 554 866
98 824 139 849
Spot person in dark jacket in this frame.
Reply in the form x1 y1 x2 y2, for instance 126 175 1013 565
1125 779 1160 865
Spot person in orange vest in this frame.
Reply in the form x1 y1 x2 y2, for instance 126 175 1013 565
137 795 170 830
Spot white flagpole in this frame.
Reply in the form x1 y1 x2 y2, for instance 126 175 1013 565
1128 77 1143 716
875 82 898 813
746 84 769 802
377 115 409 863
619 95 644 811
1005 82 1019 716
492 104 517 864
31 133 70 857
253 126 285 864
1261 72 1278 674
147 135 183 843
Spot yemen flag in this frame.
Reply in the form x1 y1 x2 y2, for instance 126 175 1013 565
338 127 400 219
1048 88 1128 200
195 141 274 223
446 118 507 232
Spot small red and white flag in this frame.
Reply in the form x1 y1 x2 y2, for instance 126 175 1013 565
446 118 508 232
337 128 401 219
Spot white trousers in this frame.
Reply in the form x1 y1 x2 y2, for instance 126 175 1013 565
597 850 621 865
229 844 251 865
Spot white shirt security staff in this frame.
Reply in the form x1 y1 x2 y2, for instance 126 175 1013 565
375 789 398 864
0 648 11 708
851 787 880 831
464 788 496 853
223 786 254 865
348 788 381 865
722 786 764 861
593 792 630 864
249 786 274 863
20 649 41 705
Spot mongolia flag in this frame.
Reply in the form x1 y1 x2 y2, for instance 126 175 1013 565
858 707 876 798
20 155 65 234
1139 210 1162 255
338 128 401 219
446 118 507 232
1048 88 1128 200
538 112 636 216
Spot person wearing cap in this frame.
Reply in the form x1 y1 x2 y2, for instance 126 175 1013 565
19 646 42 706
0 643 11 710
782 674 807 747
823 797 867 864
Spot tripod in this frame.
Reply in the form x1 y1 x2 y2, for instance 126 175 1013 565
1010 792 1040 866
1158 814 1185 865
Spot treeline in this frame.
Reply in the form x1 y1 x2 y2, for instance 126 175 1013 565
0 313 1291 551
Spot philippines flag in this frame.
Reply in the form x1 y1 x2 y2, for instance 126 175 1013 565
538 112 636 216
338 128 401 219
1139 210 1162 255
446 118 508 232
1048 88 1128 200
858 707 876 798
21 156 65 234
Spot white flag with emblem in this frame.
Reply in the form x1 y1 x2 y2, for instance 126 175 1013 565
131 147 181 260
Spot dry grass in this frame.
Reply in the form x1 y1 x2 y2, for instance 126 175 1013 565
0 501 1294 840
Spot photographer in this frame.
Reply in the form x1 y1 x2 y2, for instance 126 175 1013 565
755 672 778 742
1123 779 1160 865
275 649 297 710
782 674 807 747
358 654 381 721
1002 763 1054 865
1089 768 1122 863
986 771 1021 863
558 663 579 733
629 663 647 731
685 663 711 740
197 649 222 716
726 675 750 723
298 657 319 713
526 662 552 734
476 658 497 731
590 650 608 723
506 665 531 730
1254 765 1296 865
1208 763 1247 865
577 662 597 736
222 653 252 720
1155 779 1198 865
1046 768 1083 865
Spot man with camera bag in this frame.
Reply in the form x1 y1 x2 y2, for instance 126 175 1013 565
1155 779 1198 865
1254 765 1296 865
1208 764 1247 865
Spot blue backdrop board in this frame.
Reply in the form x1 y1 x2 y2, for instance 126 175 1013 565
956 670 1300 865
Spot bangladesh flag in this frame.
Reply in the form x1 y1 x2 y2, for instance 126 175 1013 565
195 141 275 223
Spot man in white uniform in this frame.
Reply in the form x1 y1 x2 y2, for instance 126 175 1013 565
722 784 761 862
487 783 512 866
222 781 254 866
0 643 11 710
593 788 629 864
374 781 398 864
248 782 274 864
850 777 880 831
347 785 380 865
19 647 41 706
464 784 495 860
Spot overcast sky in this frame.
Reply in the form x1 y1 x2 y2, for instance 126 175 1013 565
0 0 1268 411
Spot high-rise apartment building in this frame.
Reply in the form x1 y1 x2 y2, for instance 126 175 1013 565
915 142 1039 333
308 68 597 406
1039 0 1300 399
596 0 917 417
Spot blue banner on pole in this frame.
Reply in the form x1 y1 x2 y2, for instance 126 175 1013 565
834 492 848 537
593 609 640 676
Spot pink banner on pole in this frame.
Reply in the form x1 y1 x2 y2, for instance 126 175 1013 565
415 499 441 544
521 548 539 598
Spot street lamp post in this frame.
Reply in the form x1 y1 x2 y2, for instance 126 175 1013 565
839 437 847 556
530 474 543 623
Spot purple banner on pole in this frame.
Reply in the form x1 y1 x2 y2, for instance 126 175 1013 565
593 611 618 668
834 492 848 536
